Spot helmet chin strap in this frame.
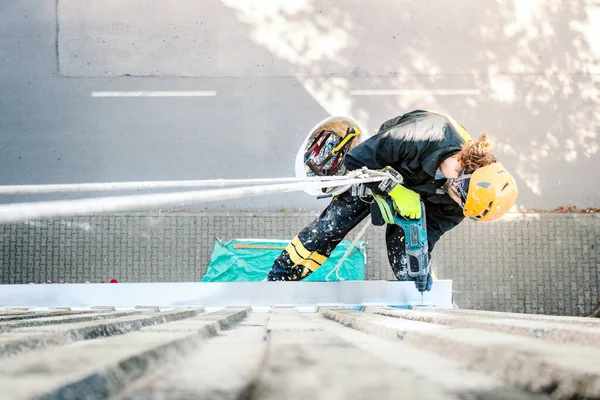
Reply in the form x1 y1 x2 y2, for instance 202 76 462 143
441 173 472 193
439 172 473 207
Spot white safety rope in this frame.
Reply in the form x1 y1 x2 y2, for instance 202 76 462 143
0 173 390 224
0 176 357 195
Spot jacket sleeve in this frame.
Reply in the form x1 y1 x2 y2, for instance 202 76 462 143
424 202 464 253
344 117 416 171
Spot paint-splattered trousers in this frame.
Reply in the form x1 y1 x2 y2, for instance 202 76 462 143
266 190 410 281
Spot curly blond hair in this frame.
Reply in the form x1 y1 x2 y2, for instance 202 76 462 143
458 133 497 174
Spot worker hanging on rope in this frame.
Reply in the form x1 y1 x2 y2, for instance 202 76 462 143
266 109 518 290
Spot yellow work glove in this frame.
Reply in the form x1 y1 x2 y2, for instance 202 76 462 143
388 184 422 219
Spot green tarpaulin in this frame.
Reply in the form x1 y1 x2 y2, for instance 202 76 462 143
201 239 366 282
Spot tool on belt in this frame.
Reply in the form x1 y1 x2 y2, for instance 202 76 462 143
304 127 361 176
369 167 431 297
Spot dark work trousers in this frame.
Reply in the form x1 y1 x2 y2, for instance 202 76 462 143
266 190 409 281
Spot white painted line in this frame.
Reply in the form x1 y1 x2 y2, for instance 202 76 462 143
90 91 217 97
349 89 481 96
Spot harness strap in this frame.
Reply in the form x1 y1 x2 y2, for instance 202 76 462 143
373 194 395 225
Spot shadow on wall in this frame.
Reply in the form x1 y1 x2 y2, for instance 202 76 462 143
20 0 598 209
221 0 600 209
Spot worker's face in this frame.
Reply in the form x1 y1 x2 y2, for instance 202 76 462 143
440 155 464 206
439 155 463 179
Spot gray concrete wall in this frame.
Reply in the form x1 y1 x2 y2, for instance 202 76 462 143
1 1 599 319
1 213 598 316
1 1 599 211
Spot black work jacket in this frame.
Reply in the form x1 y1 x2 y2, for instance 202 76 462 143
344 109 472 251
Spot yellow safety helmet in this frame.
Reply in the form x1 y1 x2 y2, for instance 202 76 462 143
449 163 518 222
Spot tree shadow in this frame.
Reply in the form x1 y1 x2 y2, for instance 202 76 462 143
222 0 599 209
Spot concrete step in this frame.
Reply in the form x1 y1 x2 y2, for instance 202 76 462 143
119 312 270 399
371 307 600 347
0 308 249 400
0 309 88 322
414 307 600 327
0 308 201 358
0 310 148 333
305 313 545 399
0 309 31 315
321 308 600 399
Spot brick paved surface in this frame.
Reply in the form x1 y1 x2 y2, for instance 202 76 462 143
1 213 598 316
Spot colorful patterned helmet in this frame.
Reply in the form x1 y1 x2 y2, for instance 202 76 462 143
459 163 518 222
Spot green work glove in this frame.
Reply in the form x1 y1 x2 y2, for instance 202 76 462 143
388 184 422 219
